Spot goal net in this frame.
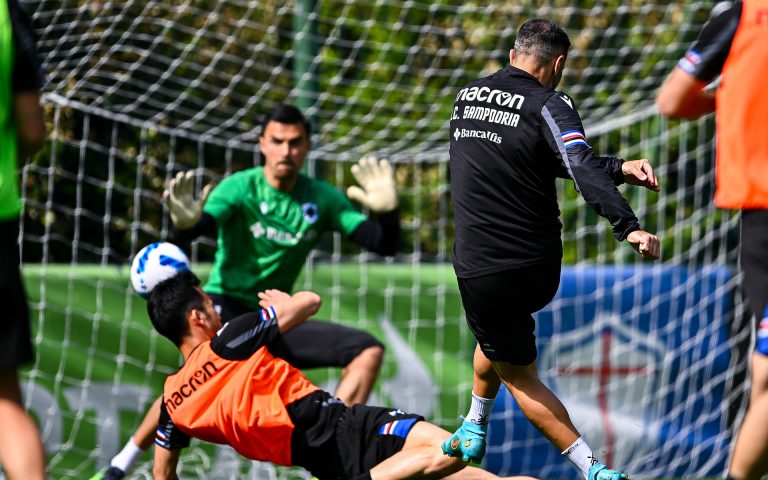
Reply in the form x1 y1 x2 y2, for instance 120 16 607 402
15 1 749 479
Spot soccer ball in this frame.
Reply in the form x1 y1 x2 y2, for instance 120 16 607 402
130 242 190 298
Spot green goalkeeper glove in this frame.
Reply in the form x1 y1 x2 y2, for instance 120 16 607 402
346 157 398 213
163 171 214 230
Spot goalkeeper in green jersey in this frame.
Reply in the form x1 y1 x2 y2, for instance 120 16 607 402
94 104 399 480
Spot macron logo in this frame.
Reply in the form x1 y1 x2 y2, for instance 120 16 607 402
560 94 573 108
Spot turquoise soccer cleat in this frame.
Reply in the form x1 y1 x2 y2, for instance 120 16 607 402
588 463 629 480
440 418 488 463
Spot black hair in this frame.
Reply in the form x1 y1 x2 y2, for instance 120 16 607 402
146 269 205 347
260 104 312 139
514 19 571 63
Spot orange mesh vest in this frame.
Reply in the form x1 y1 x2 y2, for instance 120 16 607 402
163 342 319 466
714 0 768 209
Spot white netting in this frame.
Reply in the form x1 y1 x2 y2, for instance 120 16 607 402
13 1 750 479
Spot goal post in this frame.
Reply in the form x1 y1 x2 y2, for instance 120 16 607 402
16 1 749 479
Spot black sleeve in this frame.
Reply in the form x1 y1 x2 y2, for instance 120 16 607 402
155 399 191 450
170 212 218 247
677 2 742 82
8 0 44 92
554 155 624 185
598 156 626 186
347 208 400 256
209 310 281 361
541 93 639 241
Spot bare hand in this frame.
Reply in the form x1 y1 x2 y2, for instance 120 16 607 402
626 230 660 259
258 289 291 309
622 159 659 192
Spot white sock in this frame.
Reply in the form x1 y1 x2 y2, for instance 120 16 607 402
110 436 146 472
465 391 494 425
562 437 597 480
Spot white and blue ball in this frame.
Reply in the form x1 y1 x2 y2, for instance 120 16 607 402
130 242 190 298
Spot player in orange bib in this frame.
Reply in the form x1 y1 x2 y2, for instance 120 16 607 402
148 269 536 480
656 2 768 479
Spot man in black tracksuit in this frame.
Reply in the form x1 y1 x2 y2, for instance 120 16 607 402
441 19 661 480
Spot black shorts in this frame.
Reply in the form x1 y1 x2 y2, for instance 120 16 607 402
0 219 35 371
741 209 768 354
208 293 384 368
457 259 561 365
288 390 423 480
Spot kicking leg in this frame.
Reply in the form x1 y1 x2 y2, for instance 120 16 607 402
492 360 626 480
370 421 539 480
370 421 466 480
492 359 579 450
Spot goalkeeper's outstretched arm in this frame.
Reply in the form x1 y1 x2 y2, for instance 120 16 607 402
348 208 400 256
170 212 217 246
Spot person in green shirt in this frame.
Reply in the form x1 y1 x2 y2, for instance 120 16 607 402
96 104 400 480
0 0 46 479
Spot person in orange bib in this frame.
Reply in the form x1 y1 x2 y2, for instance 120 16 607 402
656 2 768 480
148 269 536 480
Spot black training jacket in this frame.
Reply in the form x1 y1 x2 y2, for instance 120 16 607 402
450 66 639 278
